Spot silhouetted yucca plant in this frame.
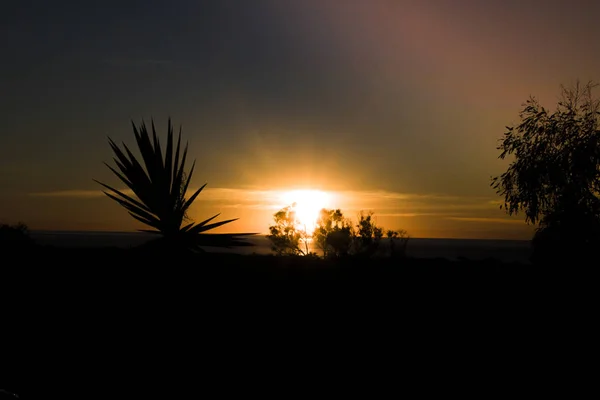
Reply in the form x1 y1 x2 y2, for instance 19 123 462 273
95 118 253 251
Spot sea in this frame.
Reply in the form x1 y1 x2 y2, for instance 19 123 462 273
30 231 532 264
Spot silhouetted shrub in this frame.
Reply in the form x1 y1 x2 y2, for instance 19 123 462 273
0 222 34 253
531 206 600 265
386 229 410 259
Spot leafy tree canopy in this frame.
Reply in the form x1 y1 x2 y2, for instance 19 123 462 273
492 81 600 228
492 81 600 263
267 203 310 256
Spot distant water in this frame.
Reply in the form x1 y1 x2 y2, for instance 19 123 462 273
30 231 532 264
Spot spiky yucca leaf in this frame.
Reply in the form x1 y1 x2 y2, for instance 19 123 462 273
95 118 253 249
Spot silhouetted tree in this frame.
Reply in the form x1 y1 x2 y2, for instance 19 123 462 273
314 208 354 258
268 205 410 260
492 81 600 264
267 203 310 256
315 210 411 259
354 211 384 257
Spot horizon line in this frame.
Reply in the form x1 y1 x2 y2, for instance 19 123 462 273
28 229 531 242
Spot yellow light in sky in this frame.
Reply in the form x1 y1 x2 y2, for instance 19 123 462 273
280 189 332 233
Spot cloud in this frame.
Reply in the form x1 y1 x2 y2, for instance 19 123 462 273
376 213 456 218
30 189 107 198
219 203 280 211
29 187 502 216
444 217 525 225
335 190 498 214
29 187 256 199
28 187 280 208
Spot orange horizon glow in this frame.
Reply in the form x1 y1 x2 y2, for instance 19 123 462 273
13 186 535 240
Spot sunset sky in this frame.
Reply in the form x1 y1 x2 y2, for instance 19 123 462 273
2 0 600 239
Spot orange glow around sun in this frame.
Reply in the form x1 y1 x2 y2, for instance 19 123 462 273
280 189 332 233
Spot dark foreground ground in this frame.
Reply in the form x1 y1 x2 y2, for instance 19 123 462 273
2 243 591 297
1 245 595 398
5 243 535 283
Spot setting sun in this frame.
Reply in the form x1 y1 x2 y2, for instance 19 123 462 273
280 189 332 233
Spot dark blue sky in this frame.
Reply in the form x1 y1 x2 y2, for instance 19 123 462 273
2 0 599 237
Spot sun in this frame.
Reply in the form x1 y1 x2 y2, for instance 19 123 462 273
280 189 332 233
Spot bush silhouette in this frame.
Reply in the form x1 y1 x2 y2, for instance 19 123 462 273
386 229 410 259
0 222 34 253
